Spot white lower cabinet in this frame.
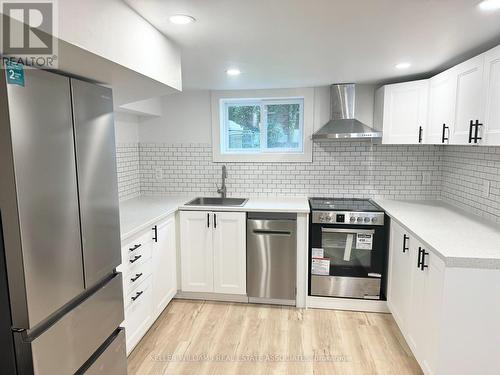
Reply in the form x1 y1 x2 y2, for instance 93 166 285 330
388 221 500 375
152 215 177 320
118 213 177 355
180 210 246 295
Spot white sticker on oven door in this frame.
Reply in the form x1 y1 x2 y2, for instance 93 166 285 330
311 258 330 276
356 233 373 250
312 248 324 259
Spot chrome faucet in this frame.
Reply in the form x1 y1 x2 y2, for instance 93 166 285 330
216 165 227 198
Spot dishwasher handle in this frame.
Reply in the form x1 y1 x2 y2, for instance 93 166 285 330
252 229 292 236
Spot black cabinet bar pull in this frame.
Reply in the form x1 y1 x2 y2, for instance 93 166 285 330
402 235 409 253
130 273 143 282
441 124 449 143
131 291 143 301
468 120 474 143
152 225 158 242
418 126 423 143
417 247 423 268
207 213 210 228
214 213 217 229
129 255 142 264
420 249 429 271
129 244 142 252
474 120 482 144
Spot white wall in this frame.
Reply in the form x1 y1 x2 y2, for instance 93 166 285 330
139 91 212 144
139 87 333 144
115 112 139 144
59 0 181 91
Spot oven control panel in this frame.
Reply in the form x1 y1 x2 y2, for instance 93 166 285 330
312 211 385 226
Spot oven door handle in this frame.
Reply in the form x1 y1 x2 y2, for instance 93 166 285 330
321 228 375 235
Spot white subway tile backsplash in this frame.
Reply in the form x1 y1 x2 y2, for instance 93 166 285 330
138 142 442 200
441 146 500 224
115 141 500 224
116 143 140 201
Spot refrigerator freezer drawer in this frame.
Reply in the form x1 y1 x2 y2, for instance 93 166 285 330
81 329 127 375
26 273 124 375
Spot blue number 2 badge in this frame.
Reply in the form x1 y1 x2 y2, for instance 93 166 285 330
5 61 25 87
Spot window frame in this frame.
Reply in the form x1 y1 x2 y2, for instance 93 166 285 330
211 88 314 163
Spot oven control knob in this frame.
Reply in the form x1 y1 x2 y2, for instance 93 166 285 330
364 217 370 223
371 217 378 223
349 216 356 223
319 214 326 222
356 217 363 223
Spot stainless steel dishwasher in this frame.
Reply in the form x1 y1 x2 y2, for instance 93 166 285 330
247 212 297 305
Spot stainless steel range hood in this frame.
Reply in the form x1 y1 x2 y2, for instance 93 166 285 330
312 84 382 140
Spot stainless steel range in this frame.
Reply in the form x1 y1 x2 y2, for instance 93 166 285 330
308 198 388 300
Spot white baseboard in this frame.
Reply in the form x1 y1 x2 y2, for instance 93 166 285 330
174 291 249 303
307 296 390 313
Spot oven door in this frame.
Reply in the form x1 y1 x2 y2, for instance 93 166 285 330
309 225 385 299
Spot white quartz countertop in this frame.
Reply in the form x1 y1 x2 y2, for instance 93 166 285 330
120 196 190 241
179 197 310 213
374 199 500 269
120 195 310 241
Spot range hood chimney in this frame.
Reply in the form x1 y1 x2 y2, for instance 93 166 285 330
312 84 382 140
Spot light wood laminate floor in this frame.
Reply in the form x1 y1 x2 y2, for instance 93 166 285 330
127 299 422 375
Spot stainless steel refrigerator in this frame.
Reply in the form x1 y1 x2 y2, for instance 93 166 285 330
0 67 127 374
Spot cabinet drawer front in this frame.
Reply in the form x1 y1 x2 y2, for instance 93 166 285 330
124 275 152 312
123 277 153 353
121 233 153 272
123 258 153 295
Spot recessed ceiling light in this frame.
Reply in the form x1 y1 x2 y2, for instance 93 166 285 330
226 68 241 76
395 62 411 70
169 14 196 25
479 0 500 11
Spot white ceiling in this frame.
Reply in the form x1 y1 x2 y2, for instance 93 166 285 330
125 0 500 90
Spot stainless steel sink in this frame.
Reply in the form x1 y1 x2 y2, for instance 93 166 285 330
185 197 248 207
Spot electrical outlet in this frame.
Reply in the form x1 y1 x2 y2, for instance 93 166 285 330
422 172 431 186
154 168 163 180
482 180 491 198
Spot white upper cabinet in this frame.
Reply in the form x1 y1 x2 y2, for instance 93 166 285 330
483 45 500 146
426 69 457 144
451 55 485 145
377 80 429 144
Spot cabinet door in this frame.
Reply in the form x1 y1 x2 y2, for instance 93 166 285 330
408 239 445 375
483 45 500 145
387 222 413 333
213 212 247 295
426 69 457 144
419 251 445 375
451 54 485 144
180 211 213 292
382 80 429 144
152 215 177 320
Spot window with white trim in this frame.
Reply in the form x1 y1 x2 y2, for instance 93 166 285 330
220 98 304 155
